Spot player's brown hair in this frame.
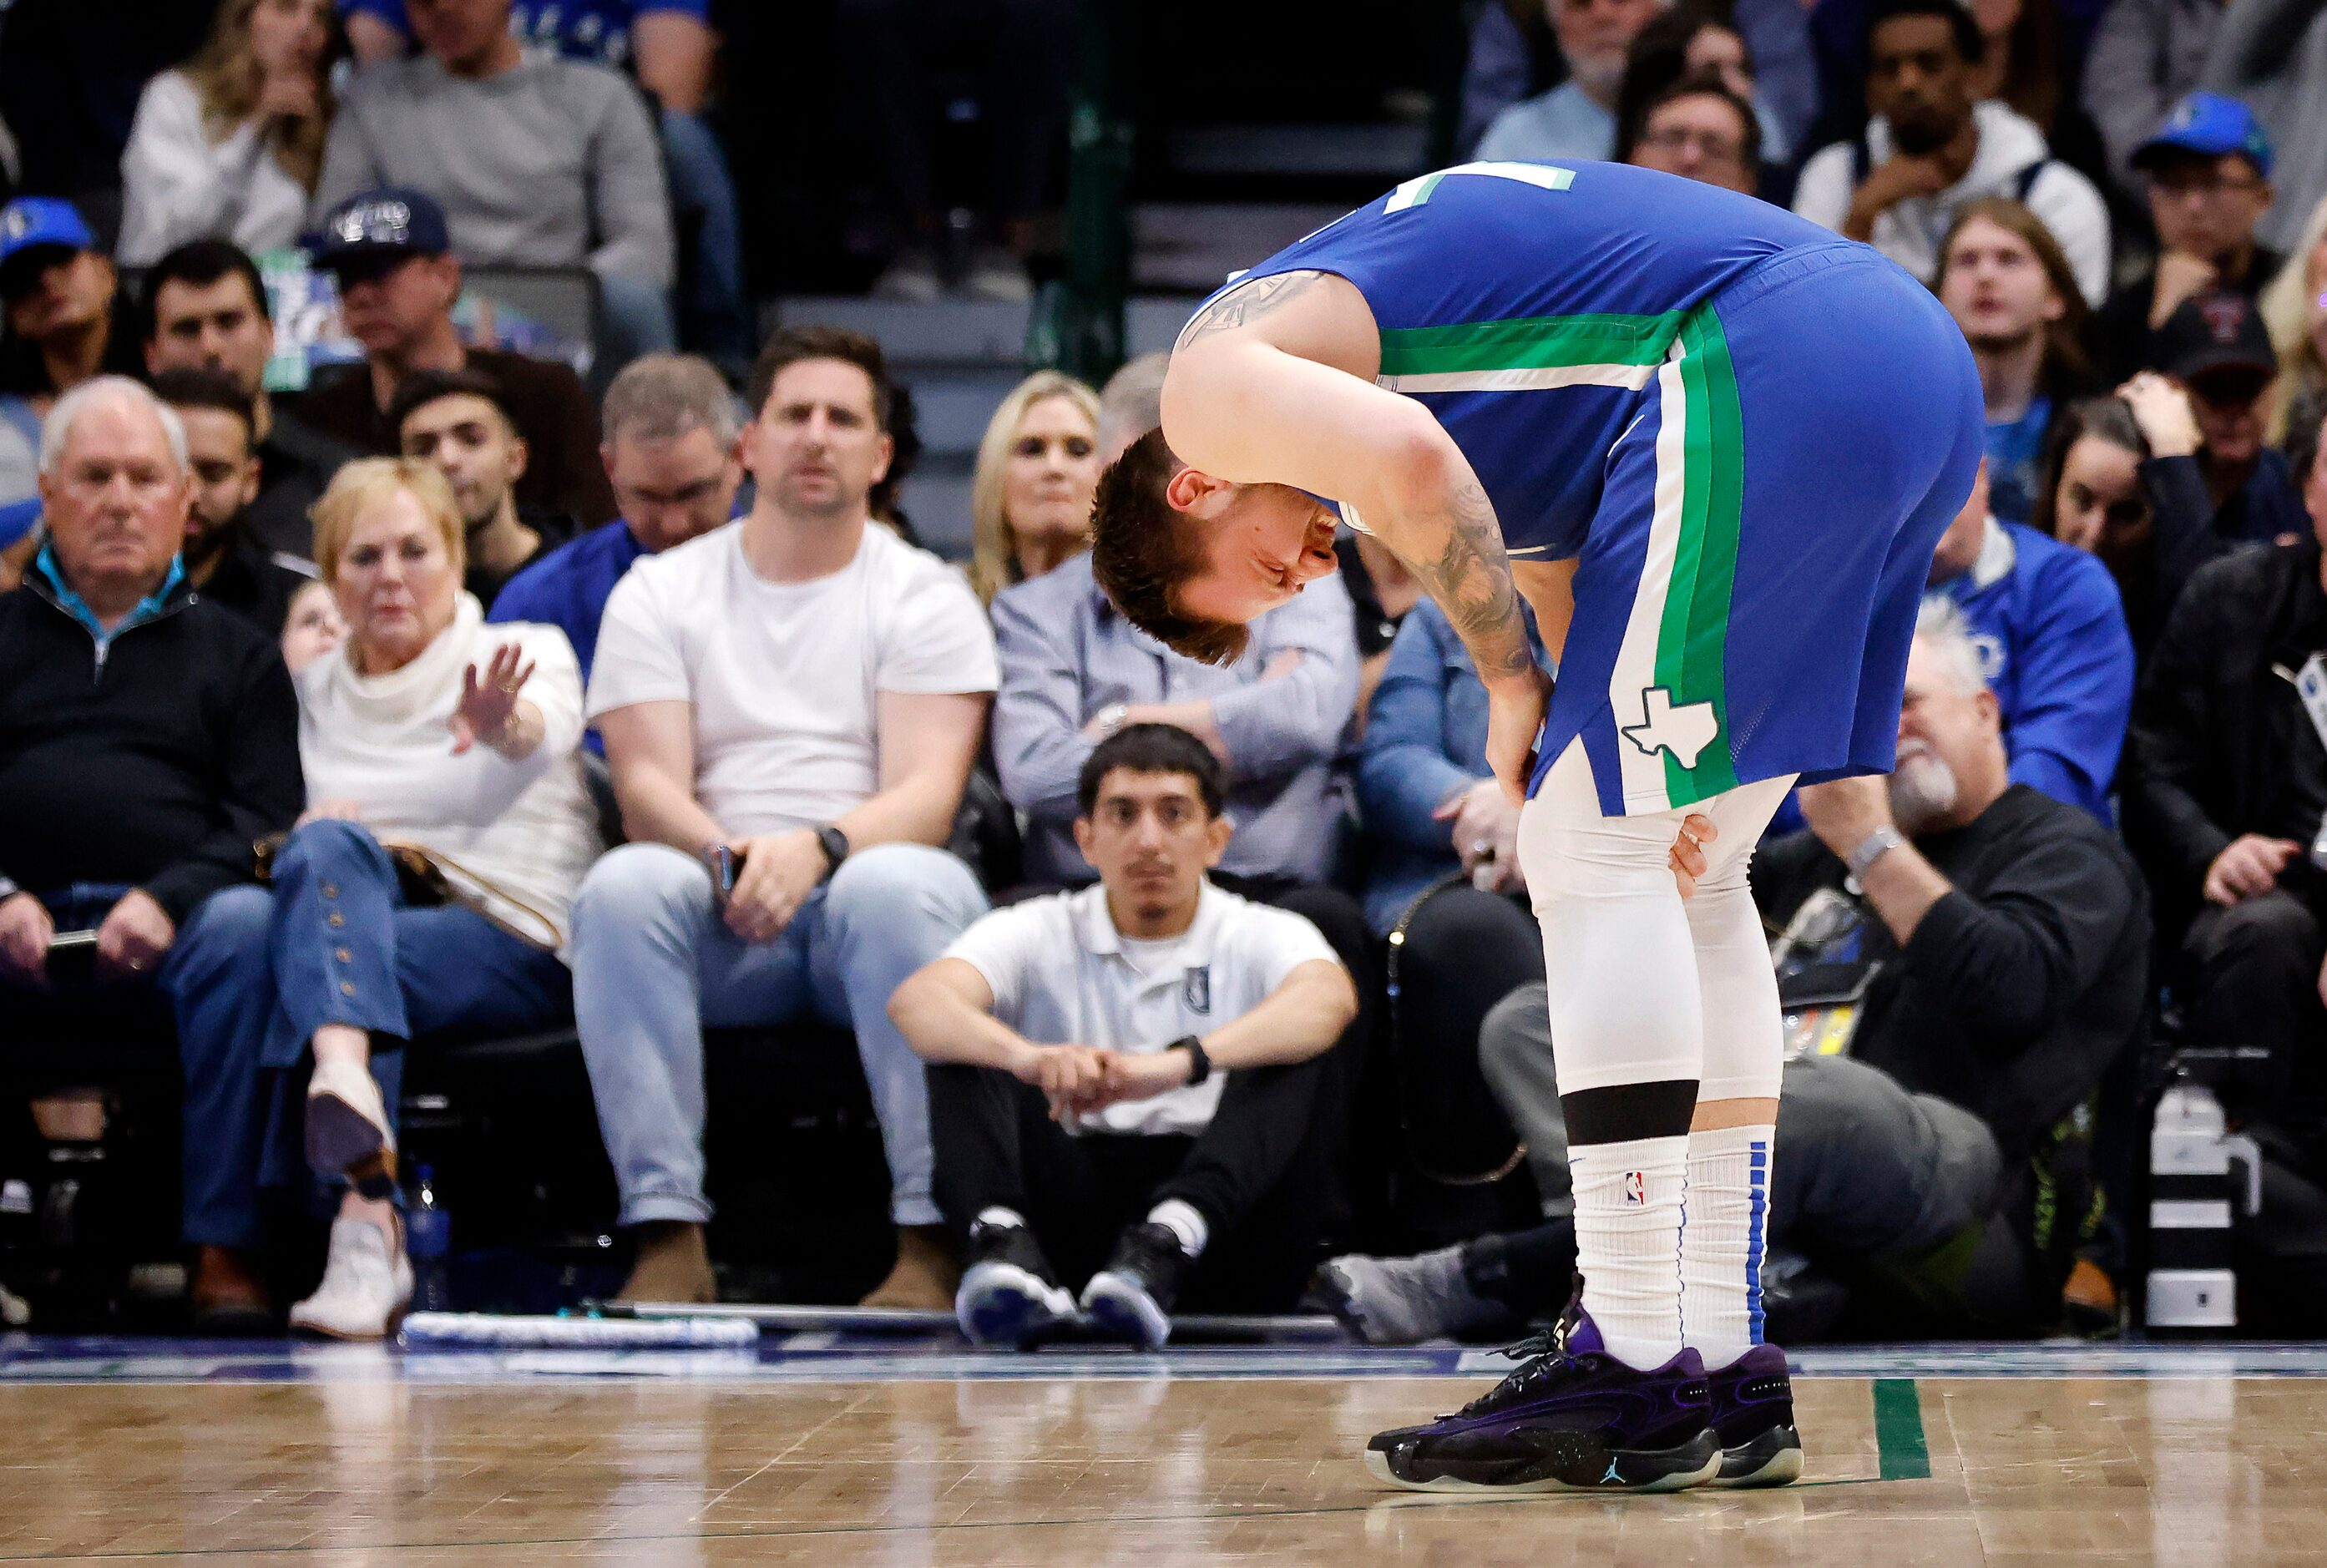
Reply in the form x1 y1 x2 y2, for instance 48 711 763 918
1088 427 1252 665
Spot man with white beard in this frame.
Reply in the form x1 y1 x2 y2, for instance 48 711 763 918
1318 602 2152 1344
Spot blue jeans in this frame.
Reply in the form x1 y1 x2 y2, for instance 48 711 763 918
568 841 989 1229
661 107 750 367
595 271 678 373
173 821 571 1246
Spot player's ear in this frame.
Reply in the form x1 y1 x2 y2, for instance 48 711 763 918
1164 464 1234 517
1202 813 1232 866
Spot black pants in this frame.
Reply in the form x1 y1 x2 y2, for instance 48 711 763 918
832 0 1075 227
2182 890 2327 1123
928 1053 1333 1312
1384 883 1541 1181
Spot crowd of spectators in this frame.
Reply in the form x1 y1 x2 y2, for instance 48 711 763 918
3 0 2327 1345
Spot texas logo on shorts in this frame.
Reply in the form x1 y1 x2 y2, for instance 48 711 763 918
1622 685 1720 769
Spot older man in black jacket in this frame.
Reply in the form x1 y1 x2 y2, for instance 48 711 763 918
2122 399 2327 1128
0 377 301 1329
1321 604 2150 1343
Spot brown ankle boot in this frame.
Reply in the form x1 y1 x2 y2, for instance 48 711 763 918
190 1245 275 1335
858 1224 960 1310
615 1221 716 1304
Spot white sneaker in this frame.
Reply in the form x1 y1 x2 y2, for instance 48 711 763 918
289 1216 413 1340
872 248 943 303
307 1056 397 1198
961 246 1032 304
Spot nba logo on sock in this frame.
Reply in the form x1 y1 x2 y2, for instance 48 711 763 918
1624 1171 1645 1205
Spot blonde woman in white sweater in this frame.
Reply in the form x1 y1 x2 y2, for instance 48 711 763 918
203 458 599 1338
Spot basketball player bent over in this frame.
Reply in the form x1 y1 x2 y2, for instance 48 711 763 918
1088 160 1982 1493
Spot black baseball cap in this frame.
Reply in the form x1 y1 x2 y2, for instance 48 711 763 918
2158 291 2277 384
306 187 451 272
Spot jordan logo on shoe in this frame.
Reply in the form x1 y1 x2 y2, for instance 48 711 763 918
1622 686 1719 768
1602 1458 1625 1485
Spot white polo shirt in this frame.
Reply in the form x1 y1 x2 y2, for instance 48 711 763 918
943 881 1341 1137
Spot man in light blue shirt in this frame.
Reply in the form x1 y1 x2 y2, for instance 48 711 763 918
1475 0 1665 163
991 552 1360 890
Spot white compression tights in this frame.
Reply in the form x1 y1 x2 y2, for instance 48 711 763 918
1517 741 1793 1368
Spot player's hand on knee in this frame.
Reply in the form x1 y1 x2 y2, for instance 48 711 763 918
1669 813 1716 899
1483 666 1551 807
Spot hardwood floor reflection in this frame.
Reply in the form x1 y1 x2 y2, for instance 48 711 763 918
0 1373 2322 1563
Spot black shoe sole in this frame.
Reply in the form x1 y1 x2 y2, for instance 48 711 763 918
1364 1427 1722 1494
306 1090 397 1200
1712 1424 1803 1487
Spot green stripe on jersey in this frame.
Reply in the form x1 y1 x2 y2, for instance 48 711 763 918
1655 303 1745 805
1377 310 1689 378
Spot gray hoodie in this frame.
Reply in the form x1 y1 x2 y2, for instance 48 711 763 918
2081 0 2227 205
1793 100 2114 307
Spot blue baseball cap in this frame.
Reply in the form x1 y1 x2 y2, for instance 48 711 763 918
0 197 94 278
2134 93 2273 178
306 186 452 271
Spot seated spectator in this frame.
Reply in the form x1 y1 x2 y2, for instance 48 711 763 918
183 456 597 1338
489 352 742 681
1615 3 1790 173
967 371 1101 607
1793 0 2112 307
571 325 996 1308
1934 198 2098 522
836 0 1072 303
117 0 346 266
2081 0 2229 205
1618 70 1764 199
0 377 301 1333
1924 458 2136 819
390 368 579 608
315 0 676 361
2260 194 2327 444
282 575 347 670
990 516 1360 895
141 239 362 561
890 726 1358 1347
2031 382 2232 656
2195 0 2327 254
149 366 313 634
1096 352 1170 467
2089 95 2281 387
1323 606 2150 1343
1353 599 1550 1186
1475 0 1665 164
336 0 748 368
0 200 144 539
2123 402 2327 1140
296 189 618 526
2158 288 2307 544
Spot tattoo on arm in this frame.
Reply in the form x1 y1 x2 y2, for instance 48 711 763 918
1177 271 1324 347
1416 480 1531 680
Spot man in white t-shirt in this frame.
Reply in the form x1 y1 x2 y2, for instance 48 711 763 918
888 725 1357 1348
570 325 998 1308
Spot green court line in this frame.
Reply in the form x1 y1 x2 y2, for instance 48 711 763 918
1874 1377 1931 1480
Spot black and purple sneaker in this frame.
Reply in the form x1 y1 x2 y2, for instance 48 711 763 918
1707 1343 1803 1487
1363 1308 1719 1494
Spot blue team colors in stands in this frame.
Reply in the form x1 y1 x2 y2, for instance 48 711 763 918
1222 160 1984 815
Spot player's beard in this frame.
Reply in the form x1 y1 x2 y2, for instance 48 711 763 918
1889 741 1959 836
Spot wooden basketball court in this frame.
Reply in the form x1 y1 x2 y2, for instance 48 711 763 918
0 1337 2319 1563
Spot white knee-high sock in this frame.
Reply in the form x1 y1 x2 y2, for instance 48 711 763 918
1681 1124 1773 1370
1569 1134 1690 1369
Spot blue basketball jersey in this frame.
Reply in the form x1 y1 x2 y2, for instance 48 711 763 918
1219 161 1841 560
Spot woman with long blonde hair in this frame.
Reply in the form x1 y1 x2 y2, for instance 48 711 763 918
2259 193 2327 444
967 371 1103 606
117 0 345 266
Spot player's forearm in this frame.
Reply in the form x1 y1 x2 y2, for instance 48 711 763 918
1198 962 1357 1070
888 974 1034 1070
1372 442 1535 689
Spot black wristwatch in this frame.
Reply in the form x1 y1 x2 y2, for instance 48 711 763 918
1170 1034 1212 1087
812 823 852 882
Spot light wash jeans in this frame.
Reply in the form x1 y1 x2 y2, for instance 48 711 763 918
568 841 988 1229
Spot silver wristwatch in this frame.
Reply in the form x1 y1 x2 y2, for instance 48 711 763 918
1844 826 1907 883
1095 701 1131 737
